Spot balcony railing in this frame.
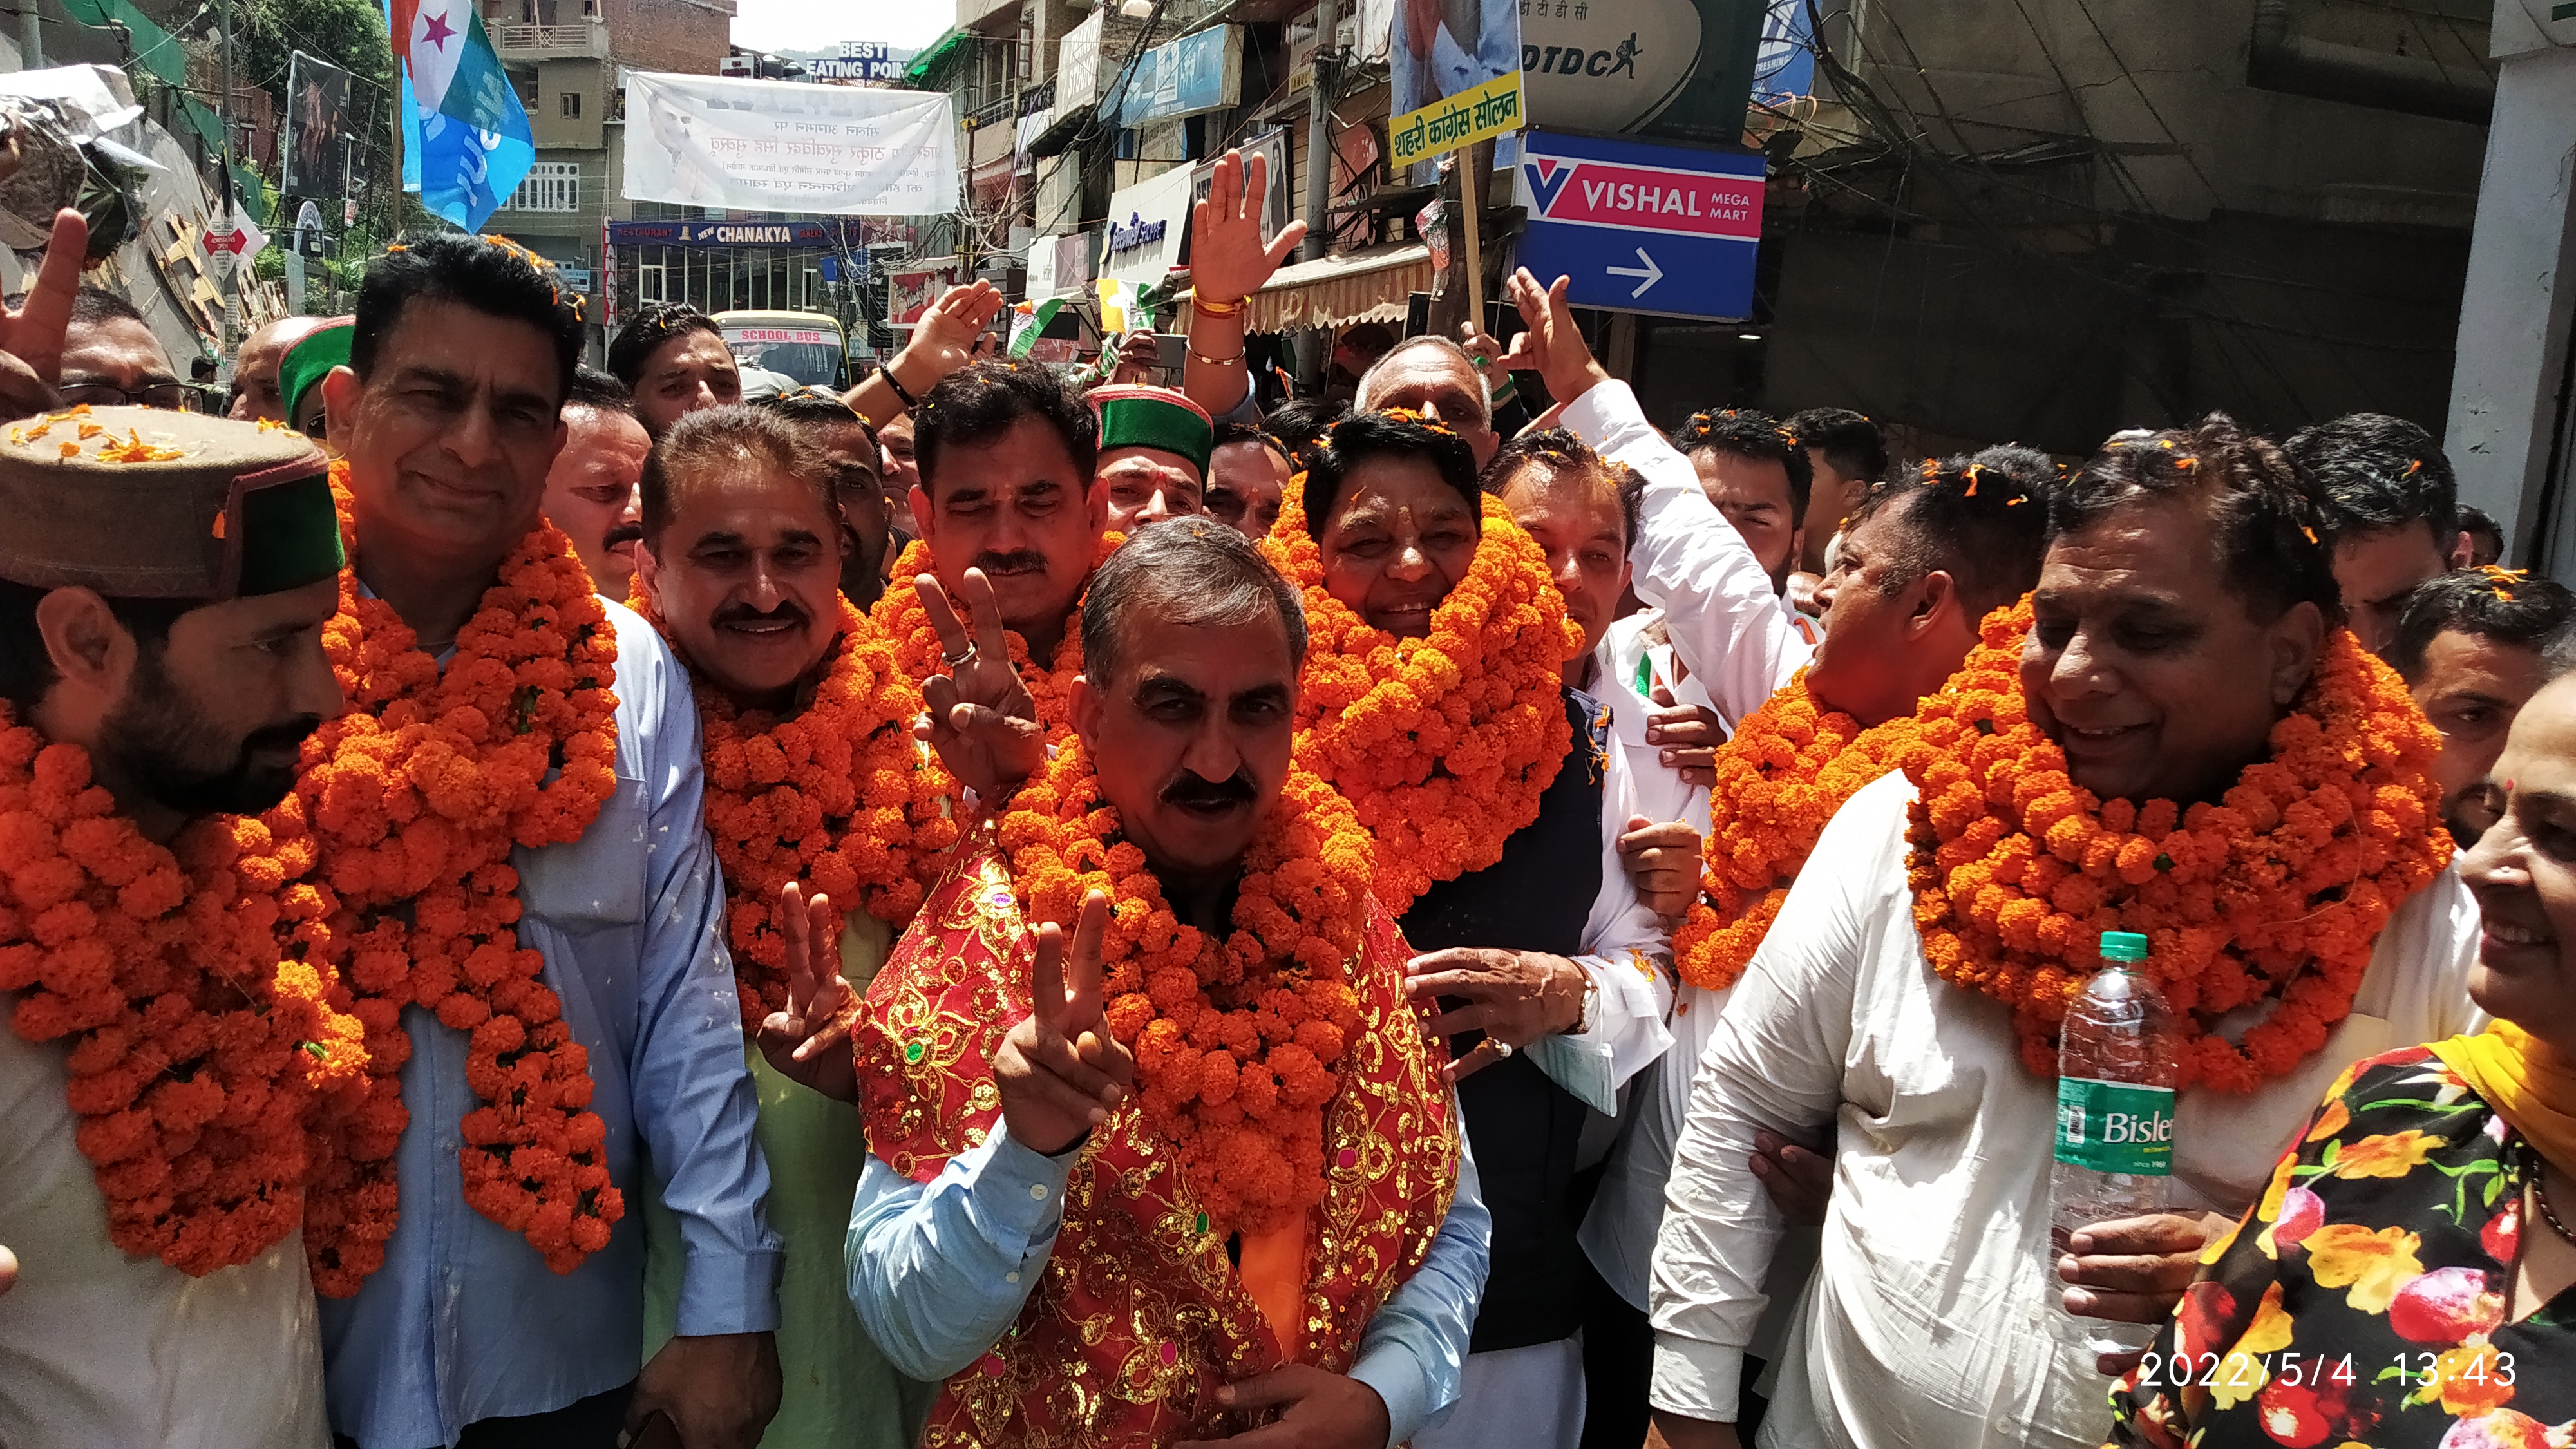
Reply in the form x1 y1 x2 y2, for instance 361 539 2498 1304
491 20 608 58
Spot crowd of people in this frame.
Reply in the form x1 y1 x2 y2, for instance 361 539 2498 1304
1 144 2573 1449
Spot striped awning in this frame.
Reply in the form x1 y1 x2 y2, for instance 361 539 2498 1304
1233 242 1433 333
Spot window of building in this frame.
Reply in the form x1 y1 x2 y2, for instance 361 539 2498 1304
561 90 581 118
638 260 667 305
511 161 582 213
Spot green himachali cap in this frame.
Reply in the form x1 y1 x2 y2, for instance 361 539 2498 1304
1091 384 1215 477
0 404 342 600
276 317 355 430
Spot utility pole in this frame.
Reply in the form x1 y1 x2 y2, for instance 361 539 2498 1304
216 0 239 386
19 1 40 69
1296 0 1336 390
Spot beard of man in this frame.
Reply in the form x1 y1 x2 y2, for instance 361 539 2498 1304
95 643 323 819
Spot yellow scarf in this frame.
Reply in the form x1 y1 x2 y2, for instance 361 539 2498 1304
2430 1022 2576 1171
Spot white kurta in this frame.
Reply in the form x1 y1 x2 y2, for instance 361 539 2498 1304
0 1027 333 1448
1564 379 1817 1311
1645 770 2485 1448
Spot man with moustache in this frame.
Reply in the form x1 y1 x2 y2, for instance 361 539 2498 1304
876 362 1110 787
0 396 351 1444
308 234 782 1449
633 402 943 1449
542 366 651 598
1643 417 2482 1449
779 521 1490 1446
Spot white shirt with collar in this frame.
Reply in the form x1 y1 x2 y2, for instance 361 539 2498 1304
1645 769 2485 1448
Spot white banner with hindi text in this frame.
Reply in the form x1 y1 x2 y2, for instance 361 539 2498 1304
622 71 956 216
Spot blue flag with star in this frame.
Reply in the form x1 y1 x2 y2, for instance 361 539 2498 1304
388 0 535 231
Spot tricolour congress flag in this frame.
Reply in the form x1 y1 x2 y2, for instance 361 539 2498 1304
388 0 534 231
1008 297 1065 359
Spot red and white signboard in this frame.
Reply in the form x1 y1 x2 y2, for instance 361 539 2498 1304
1526 158 1762 240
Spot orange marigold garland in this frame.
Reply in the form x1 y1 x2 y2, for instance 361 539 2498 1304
632 584 957 1027
1672 670 1937 992
1904 600 2451 1092
998 737 1378 1237
870 535 1119 744
1265 483 1582 914
282 462 625 1295
0 708 366 1274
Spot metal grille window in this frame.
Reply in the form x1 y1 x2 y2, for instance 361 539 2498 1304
511 162 582 213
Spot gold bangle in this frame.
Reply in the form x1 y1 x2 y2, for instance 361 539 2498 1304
1192 294 1246 318
1189 347 1245 366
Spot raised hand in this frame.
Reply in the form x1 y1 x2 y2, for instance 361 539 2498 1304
1405 947 1589 1082
1496 266 1610 412
900 280 1007 388
1108 328 1162 386
996 890 1133 1156
753 880 860 1103
0 208 86 417
913 567 1046 800
1189 148 1307 305
1456 319 1510 399
1616 814 1703 922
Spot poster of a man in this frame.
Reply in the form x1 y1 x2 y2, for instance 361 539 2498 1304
283 52 350 198
1393 0 1523 176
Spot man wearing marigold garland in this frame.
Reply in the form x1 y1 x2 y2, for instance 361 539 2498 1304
876 361 1111 783
1643 417 2484 1449
0 207 357 1446
779 520 1491 1446
629 401 949 1449
303 234 783 1449
0 381 357 1443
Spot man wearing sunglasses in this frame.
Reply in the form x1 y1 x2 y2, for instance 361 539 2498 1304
48 285 196 411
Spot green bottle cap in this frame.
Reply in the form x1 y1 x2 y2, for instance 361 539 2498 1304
2100 930 2150 963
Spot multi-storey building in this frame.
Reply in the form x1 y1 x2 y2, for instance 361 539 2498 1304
480 0 735 356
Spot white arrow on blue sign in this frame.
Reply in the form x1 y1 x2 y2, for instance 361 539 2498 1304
1510 128 1766 321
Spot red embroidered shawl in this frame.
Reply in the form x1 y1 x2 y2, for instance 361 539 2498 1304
856 823 1459 1446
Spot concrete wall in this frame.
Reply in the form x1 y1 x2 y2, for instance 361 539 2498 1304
1848 0 2490 225
531 57 607 149
2443 5 2576 569
1627 0 2497 459
601 0 730 76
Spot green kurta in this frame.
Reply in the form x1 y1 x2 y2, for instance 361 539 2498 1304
644 913 937 1449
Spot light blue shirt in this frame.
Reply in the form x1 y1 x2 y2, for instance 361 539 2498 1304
846 1125 1491 1446
321 601 782 1449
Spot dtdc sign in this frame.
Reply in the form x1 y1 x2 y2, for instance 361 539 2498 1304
1511 129 1766 322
